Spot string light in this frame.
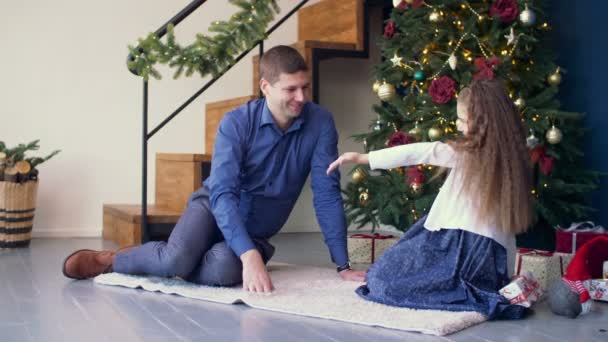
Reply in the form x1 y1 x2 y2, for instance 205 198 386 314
471 34 491 59
428 33 469 79
463 2 483 21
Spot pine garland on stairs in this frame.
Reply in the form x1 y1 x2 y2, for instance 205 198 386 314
128 0 281 80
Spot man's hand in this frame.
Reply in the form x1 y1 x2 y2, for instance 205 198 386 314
326 152 369 175
240 249 274 293
339 269 366 282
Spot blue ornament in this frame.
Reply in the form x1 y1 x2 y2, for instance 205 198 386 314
413 70 425 81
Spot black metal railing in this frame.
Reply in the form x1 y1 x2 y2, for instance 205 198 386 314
131 0 311 242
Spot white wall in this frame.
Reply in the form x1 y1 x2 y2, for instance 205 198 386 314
0 0 381 237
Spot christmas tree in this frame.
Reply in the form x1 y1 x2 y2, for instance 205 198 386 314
343 0 599 245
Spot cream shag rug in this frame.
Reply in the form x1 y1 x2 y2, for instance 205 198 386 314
94 263 486 336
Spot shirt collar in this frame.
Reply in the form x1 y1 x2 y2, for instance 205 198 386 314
260 100 275 127
260 99 307 132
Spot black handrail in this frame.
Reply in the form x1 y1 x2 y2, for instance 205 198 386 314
135 0 310 242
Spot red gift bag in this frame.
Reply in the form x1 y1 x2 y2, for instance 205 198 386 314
555 222 607 254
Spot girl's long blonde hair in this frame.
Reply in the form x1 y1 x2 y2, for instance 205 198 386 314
449 78 533 234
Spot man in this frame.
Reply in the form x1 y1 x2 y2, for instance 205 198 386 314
63 45 365 292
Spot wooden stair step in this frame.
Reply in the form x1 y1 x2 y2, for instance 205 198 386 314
103 152 211 247
298 0 364 50
251 0 365 98
155 153 211 212
104 204 182 224
103 204 182 247
205 95 257 154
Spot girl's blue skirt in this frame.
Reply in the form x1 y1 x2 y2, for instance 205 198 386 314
356 216 526 319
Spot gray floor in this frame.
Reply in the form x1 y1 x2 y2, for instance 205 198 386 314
1 234 607 342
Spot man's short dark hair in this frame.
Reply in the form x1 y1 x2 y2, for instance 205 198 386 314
260 45 308 84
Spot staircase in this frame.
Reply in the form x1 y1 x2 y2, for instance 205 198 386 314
103 0 373 247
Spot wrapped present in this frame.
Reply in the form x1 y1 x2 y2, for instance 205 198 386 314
347 233 398 264
555 221 607 253
554 252 575 276
514 248 573 291
500 271 543 307
588 279 608 302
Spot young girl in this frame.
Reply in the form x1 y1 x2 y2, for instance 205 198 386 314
327 78 533 319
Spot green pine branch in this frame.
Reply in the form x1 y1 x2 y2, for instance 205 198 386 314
128 0 280 80
344 0 600 234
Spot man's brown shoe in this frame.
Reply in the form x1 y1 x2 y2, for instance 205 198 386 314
62 249 115 280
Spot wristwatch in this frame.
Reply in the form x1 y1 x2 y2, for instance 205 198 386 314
336 261 351 273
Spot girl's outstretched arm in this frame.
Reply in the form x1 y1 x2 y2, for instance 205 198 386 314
326 152 369 175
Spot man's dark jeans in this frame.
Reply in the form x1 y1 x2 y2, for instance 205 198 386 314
113 188 275 286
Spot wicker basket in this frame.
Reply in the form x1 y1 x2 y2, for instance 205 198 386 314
0 181 38 249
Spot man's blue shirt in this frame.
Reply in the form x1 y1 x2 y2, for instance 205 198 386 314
203 98 348 265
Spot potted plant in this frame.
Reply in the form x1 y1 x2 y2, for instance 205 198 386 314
0 140 59 248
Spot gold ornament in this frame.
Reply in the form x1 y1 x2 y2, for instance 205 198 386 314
429 11 443 23
547 68 562 86
372 80 382 94
359 190 370 206
404 0 415 4
352 169 365 183
546 125 563 144
377 81 396 102
408 124 423 139
428 126 443 141
514 97 526 109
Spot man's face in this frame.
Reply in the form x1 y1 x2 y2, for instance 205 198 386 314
261 71 310 121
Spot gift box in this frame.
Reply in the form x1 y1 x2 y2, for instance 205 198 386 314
500 271 543 307
588 279 608 302
347 232 398 264
555 221 607 253
514 248 573 291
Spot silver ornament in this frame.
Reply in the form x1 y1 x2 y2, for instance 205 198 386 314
373 119 383 132
448 54 458 70
505 27 517 46
520 5 536 27
526 130 539 148
546 125 563 144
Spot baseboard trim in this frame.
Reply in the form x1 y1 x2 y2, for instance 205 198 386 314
32 228 101 238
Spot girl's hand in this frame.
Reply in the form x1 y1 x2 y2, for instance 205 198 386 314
326 152 369 175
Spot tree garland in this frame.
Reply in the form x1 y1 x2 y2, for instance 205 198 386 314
128 0 280 80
